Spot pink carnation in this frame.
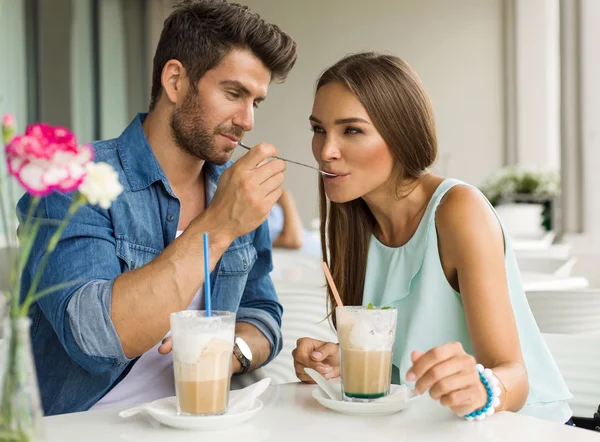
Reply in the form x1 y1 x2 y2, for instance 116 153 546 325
2 114 15 129
5 124 94 196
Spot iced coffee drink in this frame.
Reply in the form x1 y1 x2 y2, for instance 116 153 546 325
170 310 235 416
336 306 397 402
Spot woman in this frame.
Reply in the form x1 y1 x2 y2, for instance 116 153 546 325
291 52 572 423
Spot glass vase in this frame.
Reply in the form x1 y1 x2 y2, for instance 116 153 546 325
0 317 44 441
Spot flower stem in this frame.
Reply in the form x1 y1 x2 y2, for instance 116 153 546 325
20 193 86 317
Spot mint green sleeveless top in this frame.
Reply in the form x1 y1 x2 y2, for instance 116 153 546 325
363 179 572 422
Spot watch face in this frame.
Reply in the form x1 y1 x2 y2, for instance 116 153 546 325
236 337 253 360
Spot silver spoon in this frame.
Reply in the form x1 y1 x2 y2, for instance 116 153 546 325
238 142 338 177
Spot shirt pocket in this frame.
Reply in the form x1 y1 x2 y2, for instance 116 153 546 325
115 237 161 271
218 242 258 276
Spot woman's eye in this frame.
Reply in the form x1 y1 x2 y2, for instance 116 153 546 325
310 125 325 134
344 127 362 135
227 91 240 99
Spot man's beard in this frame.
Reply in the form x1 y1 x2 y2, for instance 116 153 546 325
170 91 242 165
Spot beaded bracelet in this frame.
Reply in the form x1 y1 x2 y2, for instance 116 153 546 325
463 364 501 421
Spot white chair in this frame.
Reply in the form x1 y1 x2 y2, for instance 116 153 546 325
517 256 577 278
232 285 336 388
526 290 600 335
543 333 600 418
270 249 324 287
521 272 589 292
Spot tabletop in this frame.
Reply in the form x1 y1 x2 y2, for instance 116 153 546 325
44 383 600 442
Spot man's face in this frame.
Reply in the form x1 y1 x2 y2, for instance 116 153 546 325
170 49 271 165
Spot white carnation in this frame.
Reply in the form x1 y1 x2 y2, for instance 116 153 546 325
79 162 124 209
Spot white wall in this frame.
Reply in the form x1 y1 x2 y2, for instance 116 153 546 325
561 0 600 287
580 0 600 248
237 0 506 223
71 0 96 144
99 0 128 140
0 0 28 228
0 0 28 134
514 0 560 171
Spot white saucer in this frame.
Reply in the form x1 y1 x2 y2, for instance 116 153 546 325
141 396 263 431
312 384 418 416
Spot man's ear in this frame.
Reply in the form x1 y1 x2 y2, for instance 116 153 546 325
160 59 187 105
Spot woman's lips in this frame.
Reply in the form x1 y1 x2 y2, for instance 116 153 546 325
323 173 350 184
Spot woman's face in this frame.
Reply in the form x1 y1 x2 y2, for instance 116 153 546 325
310 82 395 203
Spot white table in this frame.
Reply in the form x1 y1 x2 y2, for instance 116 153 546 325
44 383 600 441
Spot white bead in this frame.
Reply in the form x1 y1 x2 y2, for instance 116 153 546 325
466 416 475 421
483 368 493 379
486 407 495 416
476 364 484 373
492 397 501 408
475 414 486 421
493 387 501 397
488 376 499 387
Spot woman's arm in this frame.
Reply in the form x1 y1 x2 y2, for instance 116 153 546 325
434 185 528 412
272 189 304 249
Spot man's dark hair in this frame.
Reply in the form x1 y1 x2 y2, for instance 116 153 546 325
149 0 297 110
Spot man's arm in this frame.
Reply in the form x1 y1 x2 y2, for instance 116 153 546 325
234 220 283 371
112 143 286 358
110 212 232 358
25 143 285 373
20 191 130 374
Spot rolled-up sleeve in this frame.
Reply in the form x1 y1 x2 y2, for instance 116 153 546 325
236 221 283 366
19 192 132 374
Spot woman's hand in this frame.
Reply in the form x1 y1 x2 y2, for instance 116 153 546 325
406 342 488 416
292 337 340 383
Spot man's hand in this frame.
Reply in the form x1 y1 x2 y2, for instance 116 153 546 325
199 142 286 240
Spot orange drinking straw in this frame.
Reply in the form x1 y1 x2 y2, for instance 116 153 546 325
321 262 344 308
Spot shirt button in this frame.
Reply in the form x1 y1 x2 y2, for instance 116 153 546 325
167 214 175 221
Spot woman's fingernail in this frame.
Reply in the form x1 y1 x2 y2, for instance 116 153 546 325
324 372 333 380
406 371 416 382
413 388 421 396
312 352 323 359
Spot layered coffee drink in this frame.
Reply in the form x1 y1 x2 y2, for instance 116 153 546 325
170 311 235 416
336 306 397 401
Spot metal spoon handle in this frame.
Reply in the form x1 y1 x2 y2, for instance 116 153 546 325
238 142 334 176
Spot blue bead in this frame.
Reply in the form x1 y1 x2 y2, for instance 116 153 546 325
477 410 483 416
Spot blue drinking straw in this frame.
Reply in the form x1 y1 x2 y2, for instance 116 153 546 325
203 232 212 317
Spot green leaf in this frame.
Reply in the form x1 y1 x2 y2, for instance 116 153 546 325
381 305 392 310
367 302 374 309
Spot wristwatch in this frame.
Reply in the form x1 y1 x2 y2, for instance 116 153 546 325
233 336 253 375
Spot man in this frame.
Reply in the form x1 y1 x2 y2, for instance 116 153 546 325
18 0 297 415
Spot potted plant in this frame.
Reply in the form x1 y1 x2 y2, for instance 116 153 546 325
479 166 560 233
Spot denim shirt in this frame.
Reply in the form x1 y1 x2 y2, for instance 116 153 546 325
17 114 283 416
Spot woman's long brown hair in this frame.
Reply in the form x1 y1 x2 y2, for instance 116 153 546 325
317 53 438 324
